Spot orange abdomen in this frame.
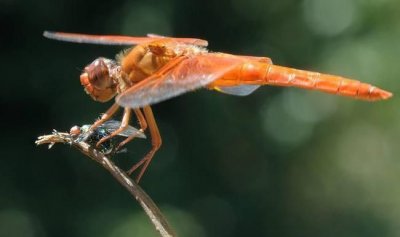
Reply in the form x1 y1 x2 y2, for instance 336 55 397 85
213 62 392 101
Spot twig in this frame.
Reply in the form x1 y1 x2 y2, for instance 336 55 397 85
35 130 176 237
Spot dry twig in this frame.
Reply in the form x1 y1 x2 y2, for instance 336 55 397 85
35 130 176 237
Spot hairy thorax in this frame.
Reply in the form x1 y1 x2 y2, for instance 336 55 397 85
117 42 207 93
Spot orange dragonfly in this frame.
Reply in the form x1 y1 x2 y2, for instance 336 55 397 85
44 31 392 182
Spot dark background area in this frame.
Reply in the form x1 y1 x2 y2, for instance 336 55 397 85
1 0 399 236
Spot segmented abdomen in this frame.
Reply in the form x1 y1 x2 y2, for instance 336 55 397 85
213 62 392 101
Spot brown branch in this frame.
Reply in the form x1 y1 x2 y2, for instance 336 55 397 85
35 130 176 237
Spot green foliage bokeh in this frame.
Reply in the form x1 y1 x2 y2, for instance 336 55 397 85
1 0 399 236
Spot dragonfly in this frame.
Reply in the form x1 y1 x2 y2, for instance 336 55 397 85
70 120 146 154
44 31 392 182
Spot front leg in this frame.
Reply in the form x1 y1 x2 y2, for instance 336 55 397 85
91 103 120 130
77 103 120 142
95 107 131 147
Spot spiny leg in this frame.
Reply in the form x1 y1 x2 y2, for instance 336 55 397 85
96 107 131 147
116 109 148 150
91 103 120 130
127 106 162 183
77 103 120 142
134 108 148 130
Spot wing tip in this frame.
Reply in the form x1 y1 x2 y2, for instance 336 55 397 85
43 30 54 39
43 31 71 42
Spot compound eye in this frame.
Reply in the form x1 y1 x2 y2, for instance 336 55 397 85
86 59 110 88
80 57 118 102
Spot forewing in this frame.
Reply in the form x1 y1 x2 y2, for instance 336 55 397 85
116 54 245 109
43 31 208 46
147 33 208 46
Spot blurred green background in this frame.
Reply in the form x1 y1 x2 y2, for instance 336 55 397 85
2 0 399 236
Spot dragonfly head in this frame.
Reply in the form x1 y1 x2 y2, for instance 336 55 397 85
80 57 120 102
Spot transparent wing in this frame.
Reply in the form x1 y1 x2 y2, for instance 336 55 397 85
212 54 271 96
116 54 245 109
120 126 146 138
147 33 167 38
146 33 208 46
101 120 146 138
216 85 261 96
43 31 208 46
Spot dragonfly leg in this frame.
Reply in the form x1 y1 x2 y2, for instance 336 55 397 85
134 108 148 131
116 109 148 150
90 103 120 130
127 106 162 183
95 107 131 147
77 103 120 142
